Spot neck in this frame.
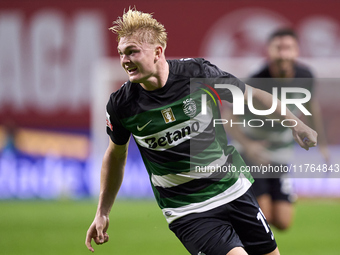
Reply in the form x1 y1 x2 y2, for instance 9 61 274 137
140 59 169 91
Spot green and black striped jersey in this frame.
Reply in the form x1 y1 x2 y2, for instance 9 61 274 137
106 58 253 223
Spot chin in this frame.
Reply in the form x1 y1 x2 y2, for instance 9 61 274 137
128 75 139 82
129 77 142 83
129 74 148 84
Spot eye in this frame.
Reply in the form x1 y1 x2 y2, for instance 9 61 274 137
129 49 140 55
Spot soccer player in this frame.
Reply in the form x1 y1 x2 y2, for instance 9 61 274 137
85 9 317 255
225 28 329 230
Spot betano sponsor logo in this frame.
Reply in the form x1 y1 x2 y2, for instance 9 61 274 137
133 107 212 151
145 121 200 149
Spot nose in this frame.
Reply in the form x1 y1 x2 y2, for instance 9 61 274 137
279 48 287 58
120 54 130 64
278 45 293 60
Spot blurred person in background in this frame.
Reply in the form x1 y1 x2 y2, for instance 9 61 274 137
0 119 18 155
85 9 318 255
225 28 329 230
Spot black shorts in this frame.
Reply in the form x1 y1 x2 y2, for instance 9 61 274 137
169 188 277 255
251 176 296 203
241 154 296 203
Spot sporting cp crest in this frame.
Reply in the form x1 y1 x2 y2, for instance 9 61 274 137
183 98 197 118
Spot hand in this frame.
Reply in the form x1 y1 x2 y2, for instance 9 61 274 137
292 122 317 150
85 215 110 252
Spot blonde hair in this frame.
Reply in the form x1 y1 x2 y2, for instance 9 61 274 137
109 8 168 48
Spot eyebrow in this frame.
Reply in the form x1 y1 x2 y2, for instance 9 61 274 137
117 44 139 52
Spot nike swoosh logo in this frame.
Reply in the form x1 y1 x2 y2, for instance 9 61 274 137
137 120 152 131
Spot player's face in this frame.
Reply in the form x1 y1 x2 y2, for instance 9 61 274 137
267 35 299 68
118 35 158 84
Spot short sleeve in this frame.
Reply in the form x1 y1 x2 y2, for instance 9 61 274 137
201 59 246 102
106 95 131 145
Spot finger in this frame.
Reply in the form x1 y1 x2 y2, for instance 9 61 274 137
296 135 309 150
94 236 103 245
96 226 104 244
85 233 95 252
94 232 109 245
303 137 317 148
103 233 109 243
302 137 310 148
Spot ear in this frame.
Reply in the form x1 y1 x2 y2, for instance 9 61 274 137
154 45 163 61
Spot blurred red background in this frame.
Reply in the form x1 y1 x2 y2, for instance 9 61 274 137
1 0 339 131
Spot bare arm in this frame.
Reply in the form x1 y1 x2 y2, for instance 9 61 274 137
85 138 129 252
246 84 318 150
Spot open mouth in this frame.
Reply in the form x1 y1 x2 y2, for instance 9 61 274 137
127 67 138 74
